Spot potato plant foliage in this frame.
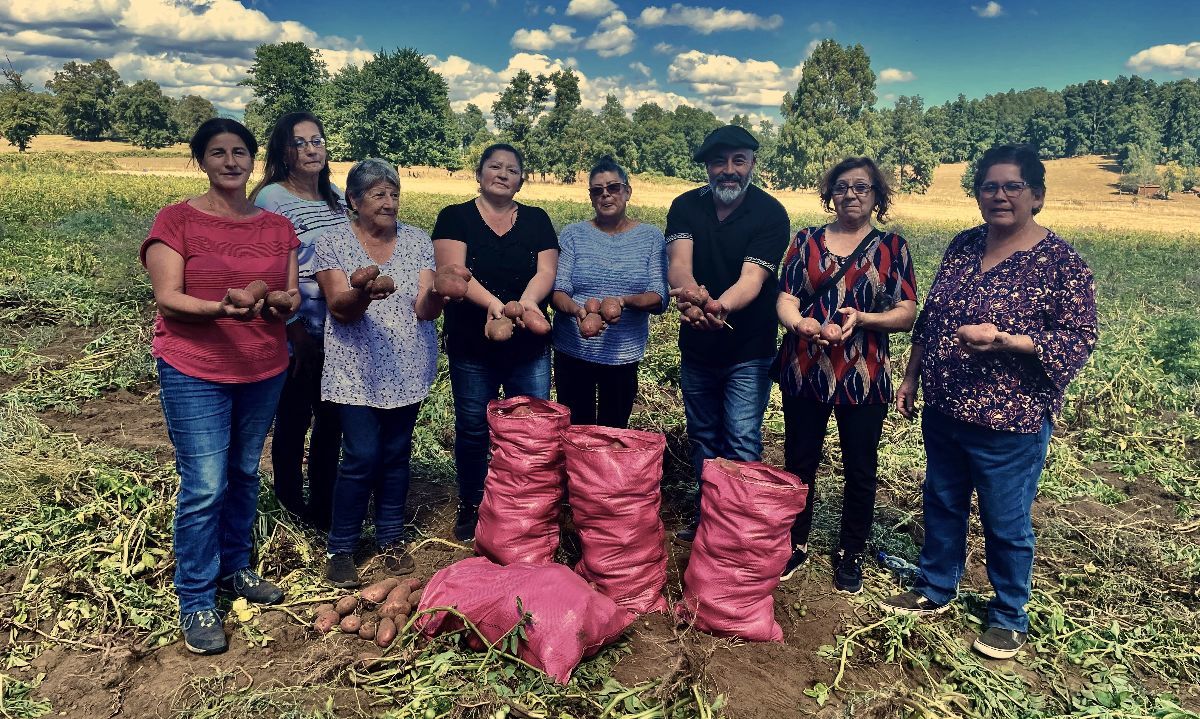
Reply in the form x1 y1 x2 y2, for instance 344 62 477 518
0 154 1198 718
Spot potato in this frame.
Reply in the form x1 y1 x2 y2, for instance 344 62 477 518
378 598 411 619
358 621 377 641
313 603 336 618
245 280 269 301
512 405 533 417
703 299 724 316
339 614 362 634
485 317 514 341
313 609 340 634
375 618 397 648
408 589 423 607
713 457 742 475
350 265 380 289
584 298 602 315
600 297 622 324
433 267 469 299
371 275 395 294
502 301 524 319
361 578 401 605
226 288 257 309
402 578 424 592
266 291 293 311
679 285 709 306
335 595 360 616
465 633 485 651
956 323 998 345
682 305 704 322
820 323 843 344
796 317 821 338
521 309 551 335
386 582 414 603
580 313 604 338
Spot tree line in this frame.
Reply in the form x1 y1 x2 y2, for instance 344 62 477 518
3 41 1197 196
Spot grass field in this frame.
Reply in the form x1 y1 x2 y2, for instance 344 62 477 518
1 150 1199 718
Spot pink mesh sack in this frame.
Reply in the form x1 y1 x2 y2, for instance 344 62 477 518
474 396 570 565
416 557 634 683
561 426 669 615
677 458 808 642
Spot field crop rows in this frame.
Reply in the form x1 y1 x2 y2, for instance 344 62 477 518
0 153 1198 718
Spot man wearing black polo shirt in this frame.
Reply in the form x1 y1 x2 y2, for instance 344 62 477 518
666 125 791 542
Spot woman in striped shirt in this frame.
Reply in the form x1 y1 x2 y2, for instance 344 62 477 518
550 156 668 427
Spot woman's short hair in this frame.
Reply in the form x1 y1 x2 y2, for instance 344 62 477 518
189 118 257 163
250 111 341 213
819 156 893 222
344 158 400 210
589 155 629 185
476 143 525 176
972 144 1046 194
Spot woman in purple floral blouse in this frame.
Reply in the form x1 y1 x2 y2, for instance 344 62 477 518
879 145 1097 661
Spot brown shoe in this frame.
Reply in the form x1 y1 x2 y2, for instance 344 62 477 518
378 544 415 575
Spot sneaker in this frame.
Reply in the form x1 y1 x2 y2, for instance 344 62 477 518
181 609 227 655
780 546 809 581
673 520 699 545
453 503 478 542
378 544 415 576
326 552 360 588
973 627 1027 659
218 568 284 605
878 590 950 617
834 552 864 595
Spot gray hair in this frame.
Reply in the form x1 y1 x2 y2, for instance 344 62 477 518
345 158 400 209
589 155 629 185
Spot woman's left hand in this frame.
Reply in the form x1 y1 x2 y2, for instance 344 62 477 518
837 307 865 336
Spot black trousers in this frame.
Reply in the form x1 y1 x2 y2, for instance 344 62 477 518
553 351 639 428
271 352 342 530
783 394 887 555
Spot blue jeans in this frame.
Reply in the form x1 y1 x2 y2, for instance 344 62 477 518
448 350 551 506
913 408 1052 632
157 359 286 615
679 356 774 511
327 402 420 554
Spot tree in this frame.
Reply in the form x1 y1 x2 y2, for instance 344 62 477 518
241 42 327 141
782 39 875 123
535 69 583 180
455 104 489 151
45 59 122 140
1116 101 1162 171
0 62 49 151
112 80 177 149
883 96 938 193
333 49 456 168
492 70 550 161
595 95 637 169
172 95 216 141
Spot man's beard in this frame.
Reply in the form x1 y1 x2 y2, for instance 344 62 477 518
709 172 752 204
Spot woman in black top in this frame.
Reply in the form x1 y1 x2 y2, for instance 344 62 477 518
432 143 559 541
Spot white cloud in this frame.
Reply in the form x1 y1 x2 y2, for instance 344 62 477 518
878 67 916 83
565 0 617 17
1127 42 1200 73
971 1 1003 18
629 61 651 76
637 4 783 34
544 5 556 14
807 20 835 34
667 49 801 108
803 38 822 57
585 11 635 57
653 41 682 54
511 23 578 51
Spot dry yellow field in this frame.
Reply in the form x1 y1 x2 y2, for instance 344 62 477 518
9 136 1198 234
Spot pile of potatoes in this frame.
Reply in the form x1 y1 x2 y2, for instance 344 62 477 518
578 297 622 338
225 279 295 312
311 577 424 649
486 300 552 341
675 285 724 324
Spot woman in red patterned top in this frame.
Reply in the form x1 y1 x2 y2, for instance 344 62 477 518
141 118 300 656
773 157 918 594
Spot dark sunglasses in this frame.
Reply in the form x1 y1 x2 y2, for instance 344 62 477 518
588 182 627 199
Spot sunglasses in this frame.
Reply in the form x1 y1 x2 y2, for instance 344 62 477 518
588 182 628 199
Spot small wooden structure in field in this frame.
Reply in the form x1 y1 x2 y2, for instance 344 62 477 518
1137 184 1161 197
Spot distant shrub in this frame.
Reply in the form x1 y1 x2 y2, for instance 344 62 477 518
1149 314 1200 385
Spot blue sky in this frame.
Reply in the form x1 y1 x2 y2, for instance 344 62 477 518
2 0 1198 121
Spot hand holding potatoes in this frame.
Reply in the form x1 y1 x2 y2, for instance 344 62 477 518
790 317 821 340
955 323 1001 352
265 288 301 322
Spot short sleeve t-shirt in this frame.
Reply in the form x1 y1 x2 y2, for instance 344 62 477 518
432 200 558 363
665 184 791 366
253 183 349 339
311 222 438 409
775 226 919 404
139 202 300 383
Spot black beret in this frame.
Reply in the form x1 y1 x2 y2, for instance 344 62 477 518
692 125 760 162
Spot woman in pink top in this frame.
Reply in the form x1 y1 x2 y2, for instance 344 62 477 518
140 118 300 656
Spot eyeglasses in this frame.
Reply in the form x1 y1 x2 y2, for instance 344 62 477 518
588 182 627 199
832 182 875 196
290 137 326 149
977 181 1029 197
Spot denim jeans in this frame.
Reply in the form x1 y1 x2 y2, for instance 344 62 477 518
913 408 1052 632
327 402 420 555
271 351 341 529
448 350 551 506
679 356 774 511
157 359 286 615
